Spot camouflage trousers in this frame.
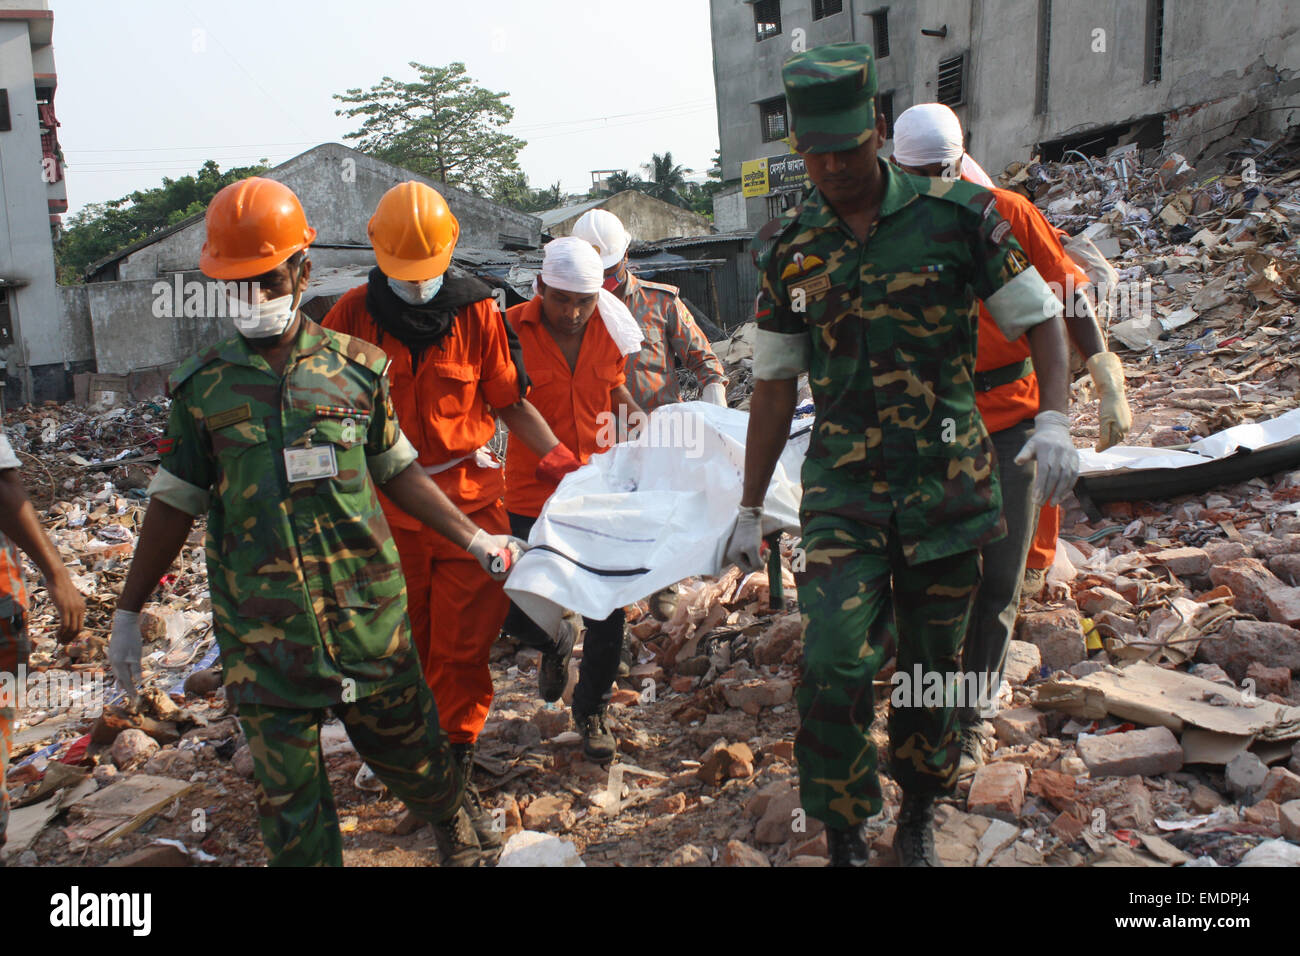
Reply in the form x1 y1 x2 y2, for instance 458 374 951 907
237 676 463 867
0 613 29 852
794 513 980 829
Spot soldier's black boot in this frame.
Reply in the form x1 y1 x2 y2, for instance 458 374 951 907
895 791 941 867
539 612 578 703
827 824 871 867
576 709 617 762
432 806 482 867
957 721 985 778
451 742 502 863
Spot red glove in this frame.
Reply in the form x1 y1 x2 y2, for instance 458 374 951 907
535 443 583 485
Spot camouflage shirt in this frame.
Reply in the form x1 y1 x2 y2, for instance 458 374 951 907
620 273 727 412
147 319 421 708
752 160 1062 565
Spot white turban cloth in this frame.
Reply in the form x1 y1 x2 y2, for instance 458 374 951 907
892 102 995 188
538 236 644 356
571 208 631 270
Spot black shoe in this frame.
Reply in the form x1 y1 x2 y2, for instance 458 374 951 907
577 710 616 763
539 613 578 703
957 722 985 779
432 807 483 867
451 743 502 861
895 792 941 867
827 824 871 867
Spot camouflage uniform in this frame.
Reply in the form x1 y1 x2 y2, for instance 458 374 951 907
149 318 462 865
620 272 727 412
753 47 1063 829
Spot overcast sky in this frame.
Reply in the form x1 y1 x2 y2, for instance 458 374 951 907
52 0 721 217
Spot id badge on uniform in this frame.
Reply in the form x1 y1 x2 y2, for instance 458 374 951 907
284 445 338 483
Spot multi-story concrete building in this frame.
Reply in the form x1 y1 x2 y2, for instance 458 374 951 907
710 0 1300 231
0 0 71 404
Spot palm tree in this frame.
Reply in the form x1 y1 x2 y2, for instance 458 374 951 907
600 169 643 196
642 152 691 205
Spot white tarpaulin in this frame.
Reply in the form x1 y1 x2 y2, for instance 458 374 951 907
1077 407 1300 476
504 402 809 636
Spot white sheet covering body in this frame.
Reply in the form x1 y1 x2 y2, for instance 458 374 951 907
504 402 809 636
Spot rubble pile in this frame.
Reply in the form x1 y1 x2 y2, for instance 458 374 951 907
1008 131 1300 447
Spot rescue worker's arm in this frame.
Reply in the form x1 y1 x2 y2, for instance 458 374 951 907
497 399 562 460
740 378 799 508
666 297 729 402
1021 202 1131 449
118 500 196 613
378 465 479 549
0 468 85 640
1063 290 1106 359
972 205 1078 505
725 236 805 571
1067 292 1131 450
113 390 212 696
612 384 644 442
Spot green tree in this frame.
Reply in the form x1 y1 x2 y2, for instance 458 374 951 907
55 159 269 282
334 62 526 194
642 151 692 207
593 169 643 198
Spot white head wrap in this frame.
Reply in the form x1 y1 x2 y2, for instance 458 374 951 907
892 102 995 188
571 208 631 270
538 237 644 356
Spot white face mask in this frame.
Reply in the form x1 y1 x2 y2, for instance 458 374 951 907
388 274 444 305
228 291 298 339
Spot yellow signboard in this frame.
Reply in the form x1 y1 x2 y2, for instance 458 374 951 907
741 158 769 198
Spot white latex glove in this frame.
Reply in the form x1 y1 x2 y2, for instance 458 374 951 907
468 530 527 581
1014 410 1079 507
1086 351 1132 452
110 609 143 701
701 382 728 407
724 505 766 573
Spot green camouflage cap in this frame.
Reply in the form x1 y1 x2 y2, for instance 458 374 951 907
782 42 878 154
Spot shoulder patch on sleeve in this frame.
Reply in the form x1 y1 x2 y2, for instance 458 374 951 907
167 345 222 396
634 278 681 297
323 328 391 376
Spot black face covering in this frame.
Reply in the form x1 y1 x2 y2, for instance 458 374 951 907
365 265 493 366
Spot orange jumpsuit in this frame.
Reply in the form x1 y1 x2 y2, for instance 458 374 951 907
973 190 1090 574
502 297 627 517
322 287 524 744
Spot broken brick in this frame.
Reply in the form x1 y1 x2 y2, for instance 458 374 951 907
1196 620 1300 682
1075 725 1182 778
1280 800 1300 841
993 707 1047 746
1258 766 1300 805
1208 557 1285 619
1245 661 1293 698
1049 811 1085 843
720 678 793 715
1076 587 1133 616
696 740 754 786
1149 546 1211 576
1015 607 1085 673
967 762 1027 822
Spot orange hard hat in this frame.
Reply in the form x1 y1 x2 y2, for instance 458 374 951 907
199 177 316 280
368 181 460 281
